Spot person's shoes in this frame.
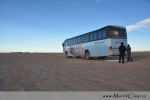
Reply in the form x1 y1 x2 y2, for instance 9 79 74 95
122 61 124 63
130 60 133 62
118 61 121 63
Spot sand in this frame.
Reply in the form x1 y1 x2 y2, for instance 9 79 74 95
0 52 150 91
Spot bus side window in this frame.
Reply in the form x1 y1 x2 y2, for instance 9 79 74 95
93 32 97 41
80 35 83 43
71 38 74 44
82 35 86 43
67 39 70 46
76 37 78 44
90 32 94 41
78 36 80 44
82 35 84 43
102 31 107 39
70 39 72 45
86 34 89 42
75 38 77 44
98 31 101 40
72 38 74 45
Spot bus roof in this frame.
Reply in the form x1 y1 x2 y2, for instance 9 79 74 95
65 25 126 41
107 25 126 29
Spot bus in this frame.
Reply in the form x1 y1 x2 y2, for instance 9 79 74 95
62 25 127 60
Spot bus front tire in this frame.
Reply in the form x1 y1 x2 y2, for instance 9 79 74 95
65 52 69 58
85 51 91 60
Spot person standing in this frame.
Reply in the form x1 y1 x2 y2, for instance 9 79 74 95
119 42 126 63
127 44 133 62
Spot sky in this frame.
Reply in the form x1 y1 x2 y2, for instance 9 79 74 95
0 0 150 53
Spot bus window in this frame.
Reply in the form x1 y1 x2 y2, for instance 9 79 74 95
78 36 81 44
82 35 86 43
70 39 72 45
108 26 127 38
75 37 77 44
67 39 70 45
93 32 97 41
80 35 83 43
102 31 107 39
90 33 94 41
98 31 101 40
70 39 73 45
76 37 78 44
111 31 119 36
86 34 89 42
109 30 126 38
72 38 75 45
74 37 75 44
120 31 127 37
80 36 82 43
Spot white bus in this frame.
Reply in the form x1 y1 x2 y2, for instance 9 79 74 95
62 25 127 60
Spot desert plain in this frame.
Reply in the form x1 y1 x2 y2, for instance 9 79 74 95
0 52 150 91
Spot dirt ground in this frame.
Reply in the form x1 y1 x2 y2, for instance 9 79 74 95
0 52 150 91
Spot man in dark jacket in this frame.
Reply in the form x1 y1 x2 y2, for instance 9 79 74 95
119 42 126 63
127 44 133 62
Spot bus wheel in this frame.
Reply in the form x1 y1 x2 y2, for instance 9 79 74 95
65 52 69 58
85 51 91 60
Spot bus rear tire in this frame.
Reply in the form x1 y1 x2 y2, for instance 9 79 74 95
85 51 91 60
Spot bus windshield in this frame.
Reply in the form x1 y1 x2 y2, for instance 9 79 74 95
108 26 127 38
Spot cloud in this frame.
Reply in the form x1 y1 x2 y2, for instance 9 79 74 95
126 18 150 32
